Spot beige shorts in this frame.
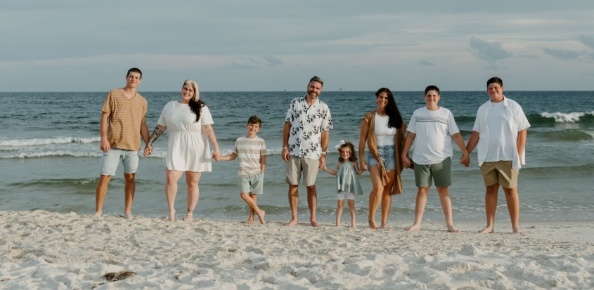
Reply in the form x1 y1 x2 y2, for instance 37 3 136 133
480 161 519 188
286 156 319 186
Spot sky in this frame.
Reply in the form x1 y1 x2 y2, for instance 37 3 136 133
1 1 594 92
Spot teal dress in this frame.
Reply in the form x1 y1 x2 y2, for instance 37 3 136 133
336 162 363 195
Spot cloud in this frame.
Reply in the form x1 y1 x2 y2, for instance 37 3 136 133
542 48 581 60
229 56 284 70
418 60 434 66
469 36 513 66
578 35 594 49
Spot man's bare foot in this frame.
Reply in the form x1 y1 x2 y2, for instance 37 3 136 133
122 213 133 220
310 220 320 227
513 228 523 235
405 224 421 232
184 211 193 222
93 211 102 219
257 211 266 224
447 224 460 233
368 220 379 230
284 219 298 226
246 218 255 225
336 222 341 227
350 224 356 229
478 226 494 234
380 223 389 229
168 210 176 222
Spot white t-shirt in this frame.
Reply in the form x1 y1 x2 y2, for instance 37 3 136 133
374 113 396 146
407 107 460 164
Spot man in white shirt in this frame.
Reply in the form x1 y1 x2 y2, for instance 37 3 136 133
466 77 530 234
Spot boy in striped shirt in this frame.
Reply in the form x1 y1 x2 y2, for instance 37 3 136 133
218 115 267 224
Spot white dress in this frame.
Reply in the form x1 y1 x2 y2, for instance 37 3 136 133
157 101 213 172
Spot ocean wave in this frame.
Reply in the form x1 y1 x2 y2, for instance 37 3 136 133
1 151 102 159
530 129 593 141
0 137 99 147
539 111 594 123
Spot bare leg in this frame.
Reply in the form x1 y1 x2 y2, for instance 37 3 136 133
367 166 382 229
94 174 112 218
241 193 265 224
247 194 256 224
306 185 319 227
165 170 184 221
478 183 499 234
380 193 392 228
123 173 136 220
436 186 458 233
184 171 201 222
336 199 344 227
503 187 521 234
405 187 429 231
284 184 299 226
347 199 356 228
380 170 396 229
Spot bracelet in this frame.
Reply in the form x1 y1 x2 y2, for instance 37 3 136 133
321 151 327 155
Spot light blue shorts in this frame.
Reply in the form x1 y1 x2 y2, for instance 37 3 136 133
367 145 396 171
240 172 264 195
100 148 140 176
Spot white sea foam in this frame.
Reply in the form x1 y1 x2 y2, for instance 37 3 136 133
0 137 99 147
540 111 594 123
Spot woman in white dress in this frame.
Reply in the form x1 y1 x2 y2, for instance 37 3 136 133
144 80 221 221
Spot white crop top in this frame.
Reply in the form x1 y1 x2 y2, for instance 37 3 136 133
374 113 396 146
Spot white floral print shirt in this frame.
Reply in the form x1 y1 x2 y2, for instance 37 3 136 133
285 96 333 159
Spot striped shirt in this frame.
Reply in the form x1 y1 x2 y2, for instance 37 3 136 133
233 136 267 177
101 89 147 151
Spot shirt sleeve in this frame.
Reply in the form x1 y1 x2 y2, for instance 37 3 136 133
201 105 214 125
447 109 460 135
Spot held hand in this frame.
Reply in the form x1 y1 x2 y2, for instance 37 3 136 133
212 150 221 161
460 153 470 167
402 155 412 168
319 155 326 169
143 145 153 157
100 139 110 152
359 161 367 171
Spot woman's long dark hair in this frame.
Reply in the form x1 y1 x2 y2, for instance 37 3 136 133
184 80 204 122
375 87 403 129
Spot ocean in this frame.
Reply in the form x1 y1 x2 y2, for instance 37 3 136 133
1 91 593 225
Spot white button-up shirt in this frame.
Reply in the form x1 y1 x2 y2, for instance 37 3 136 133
473 97 530 169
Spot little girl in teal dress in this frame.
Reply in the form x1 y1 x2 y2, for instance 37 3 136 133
323 141 364 228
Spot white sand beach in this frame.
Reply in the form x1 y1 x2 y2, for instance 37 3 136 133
1 210 593 289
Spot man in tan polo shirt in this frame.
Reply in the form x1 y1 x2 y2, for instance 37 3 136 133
94 68 150 220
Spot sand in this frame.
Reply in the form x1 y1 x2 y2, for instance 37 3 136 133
1 210 593 289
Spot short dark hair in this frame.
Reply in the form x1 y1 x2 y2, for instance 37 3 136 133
487 77 503 87
424 85 440 95
309 76 323 87
247 115 262 126
127 67 142 79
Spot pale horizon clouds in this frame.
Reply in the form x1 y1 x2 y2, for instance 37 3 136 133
1 1 593 92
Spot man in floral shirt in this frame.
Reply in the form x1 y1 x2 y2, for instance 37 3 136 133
282 76 333 227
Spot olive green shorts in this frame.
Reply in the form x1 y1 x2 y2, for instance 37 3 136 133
413 157 452 188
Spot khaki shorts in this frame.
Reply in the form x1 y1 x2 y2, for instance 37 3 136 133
414 157 451 188
480 161 519 188
286 156 319 186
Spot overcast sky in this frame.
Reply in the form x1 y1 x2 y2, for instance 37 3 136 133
2 1 593 92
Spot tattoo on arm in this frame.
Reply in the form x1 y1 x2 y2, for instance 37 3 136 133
147 126 163 146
